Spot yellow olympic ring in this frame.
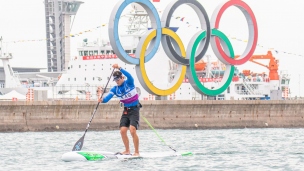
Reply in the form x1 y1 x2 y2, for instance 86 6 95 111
137 28 187 95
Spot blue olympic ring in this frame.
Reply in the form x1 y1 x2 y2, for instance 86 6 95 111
108 0 162 65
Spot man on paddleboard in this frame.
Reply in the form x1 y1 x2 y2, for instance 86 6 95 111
99 64 141 156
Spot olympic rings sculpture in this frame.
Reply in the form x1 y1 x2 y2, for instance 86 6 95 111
109 0 258 96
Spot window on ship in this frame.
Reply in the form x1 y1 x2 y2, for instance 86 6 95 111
84 51 88 56
94 50 98 55
125 50 131 54
111 50 115 54
89 51 93 56
106 50 110 54
101 50 105 54
79 51 83 56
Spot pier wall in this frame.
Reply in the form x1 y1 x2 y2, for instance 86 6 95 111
0 100 304 132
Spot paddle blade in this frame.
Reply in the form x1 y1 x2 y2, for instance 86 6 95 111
72 135 85 151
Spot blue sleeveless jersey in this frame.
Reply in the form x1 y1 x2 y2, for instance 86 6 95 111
102 68 139 107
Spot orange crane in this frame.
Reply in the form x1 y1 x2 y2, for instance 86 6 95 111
236 51 279 80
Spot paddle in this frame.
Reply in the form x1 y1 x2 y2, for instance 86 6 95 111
141 115 177 152
72 68 115 151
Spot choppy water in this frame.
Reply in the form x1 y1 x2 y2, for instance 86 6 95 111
1 129 304 171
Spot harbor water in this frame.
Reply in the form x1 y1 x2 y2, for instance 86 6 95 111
1 129 304 171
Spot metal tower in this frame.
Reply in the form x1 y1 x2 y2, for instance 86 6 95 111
44 0 83 72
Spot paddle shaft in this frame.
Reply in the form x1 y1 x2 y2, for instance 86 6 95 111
84 69 115 133
72 68 115 151
141 115 177 152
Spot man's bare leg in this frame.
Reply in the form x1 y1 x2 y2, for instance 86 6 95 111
120 126 130 154
130 125 139 156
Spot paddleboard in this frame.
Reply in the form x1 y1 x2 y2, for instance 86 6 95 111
61 151 192 161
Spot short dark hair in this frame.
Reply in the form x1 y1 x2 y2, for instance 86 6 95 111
113 71 122 81
113 71 122 77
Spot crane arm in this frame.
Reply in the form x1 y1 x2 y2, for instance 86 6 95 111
249 60 269 69
236 51 279 80
248 50 273 60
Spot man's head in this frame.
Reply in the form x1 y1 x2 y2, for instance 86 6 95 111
113 70 124 85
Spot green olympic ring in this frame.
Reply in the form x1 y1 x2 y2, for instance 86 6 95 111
188 29 235 96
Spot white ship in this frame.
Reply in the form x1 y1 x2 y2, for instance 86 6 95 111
0 2 291 101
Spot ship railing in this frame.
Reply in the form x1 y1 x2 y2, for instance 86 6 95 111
236 90 264 95
52 84 120 101
242 77 256 95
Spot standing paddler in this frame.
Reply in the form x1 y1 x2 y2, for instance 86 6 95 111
99 64 141 156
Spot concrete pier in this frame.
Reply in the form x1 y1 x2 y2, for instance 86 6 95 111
0 100 304 132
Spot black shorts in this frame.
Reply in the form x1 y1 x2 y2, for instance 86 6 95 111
120 107 140 130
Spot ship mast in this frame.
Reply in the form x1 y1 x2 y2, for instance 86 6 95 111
0 37 22 88
123 3 151 36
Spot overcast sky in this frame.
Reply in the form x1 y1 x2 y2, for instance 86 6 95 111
0 0 304 96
